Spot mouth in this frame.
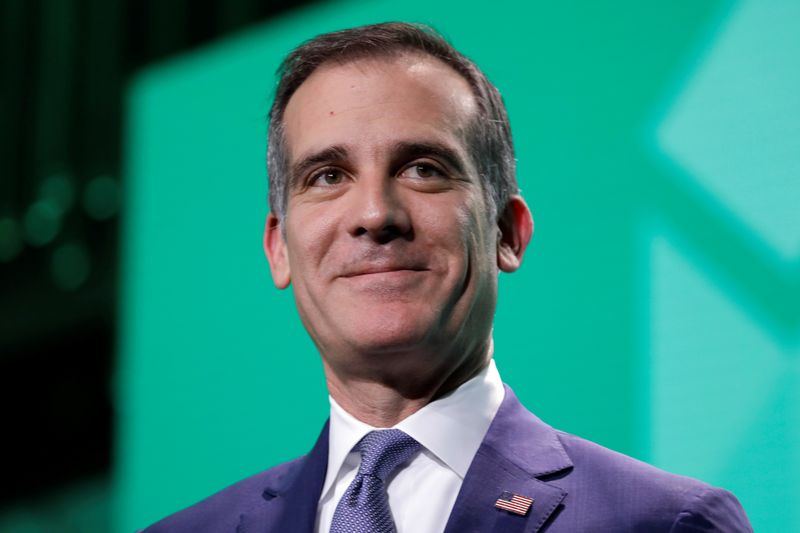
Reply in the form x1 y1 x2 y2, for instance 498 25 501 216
340 266 428 278
338 267 429 292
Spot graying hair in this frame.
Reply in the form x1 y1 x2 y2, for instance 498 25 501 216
267 22 517 221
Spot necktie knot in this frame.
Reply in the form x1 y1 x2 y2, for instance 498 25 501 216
357 429 421 481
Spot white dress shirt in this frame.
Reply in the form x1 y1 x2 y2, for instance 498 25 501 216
316 359 505 533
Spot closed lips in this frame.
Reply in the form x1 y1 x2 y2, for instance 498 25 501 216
341 266 427 277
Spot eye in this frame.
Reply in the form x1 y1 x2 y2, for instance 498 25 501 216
310 168 345 187
400 162 445 180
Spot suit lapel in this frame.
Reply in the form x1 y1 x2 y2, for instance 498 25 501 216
443 386 572 533
238 422 329 533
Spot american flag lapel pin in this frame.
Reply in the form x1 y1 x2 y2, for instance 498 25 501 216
494 491 534 516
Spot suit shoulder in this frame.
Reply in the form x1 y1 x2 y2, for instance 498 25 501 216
555 429 702 493
552 431 752 531
141 456 304 533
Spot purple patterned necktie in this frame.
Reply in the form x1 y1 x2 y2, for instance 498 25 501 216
329 429 421 533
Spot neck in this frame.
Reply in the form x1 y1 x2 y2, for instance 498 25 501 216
323 340 493 427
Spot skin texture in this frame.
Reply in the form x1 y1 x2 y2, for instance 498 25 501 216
264 54 533 427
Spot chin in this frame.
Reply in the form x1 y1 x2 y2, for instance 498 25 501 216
341 309 437 355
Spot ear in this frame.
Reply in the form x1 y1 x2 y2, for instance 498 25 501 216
263 213 291 289
497 195 534 273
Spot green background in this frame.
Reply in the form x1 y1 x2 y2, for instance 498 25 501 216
115 1 799 531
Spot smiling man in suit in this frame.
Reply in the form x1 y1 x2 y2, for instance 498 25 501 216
144 22 752 532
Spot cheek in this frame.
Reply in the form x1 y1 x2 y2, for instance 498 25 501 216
414 203 467 263
285 205 340 276
427 207 491 292
460 204 497 275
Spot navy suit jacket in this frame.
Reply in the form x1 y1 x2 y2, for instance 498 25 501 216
144 386 752 532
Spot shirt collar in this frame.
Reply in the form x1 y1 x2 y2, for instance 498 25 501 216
321 359 505 500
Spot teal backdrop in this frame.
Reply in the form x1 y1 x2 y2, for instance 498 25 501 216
115 1 799 531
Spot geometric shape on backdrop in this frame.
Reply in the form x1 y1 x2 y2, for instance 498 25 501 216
657 0 800 259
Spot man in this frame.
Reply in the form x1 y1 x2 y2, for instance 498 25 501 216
144 22 752 532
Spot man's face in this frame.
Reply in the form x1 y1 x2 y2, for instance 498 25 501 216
265 54 529 378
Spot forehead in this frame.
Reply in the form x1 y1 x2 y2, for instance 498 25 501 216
282 54 478 164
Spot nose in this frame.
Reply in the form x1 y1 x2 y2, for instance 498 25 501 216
347 175 412 243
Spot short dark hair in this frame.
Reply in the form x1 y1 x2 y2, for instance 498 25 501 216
267 22 517 220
